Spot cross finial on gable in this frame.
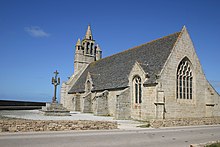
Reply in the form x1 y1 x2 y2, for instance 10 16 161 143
181 25 187 32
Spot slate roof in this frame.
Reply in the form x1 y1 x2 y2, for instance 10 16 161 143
68 32 181 94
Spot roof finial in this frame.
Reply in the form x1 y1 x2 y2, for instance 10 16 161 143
96 44 102 51
85 24 93 40
76 38 81 46
181 25 187 32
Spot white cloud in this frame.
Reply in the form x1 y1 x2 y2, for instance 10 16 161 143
25 26 50 37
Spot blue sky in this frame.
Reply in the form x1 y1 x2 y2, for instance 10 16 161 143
0 0 220 102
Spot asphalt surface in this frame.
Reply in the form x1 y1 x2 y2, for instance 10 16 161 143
0 125 220 147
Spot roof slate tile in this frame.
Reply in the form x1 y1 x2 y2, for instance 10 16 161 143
69 32 180 94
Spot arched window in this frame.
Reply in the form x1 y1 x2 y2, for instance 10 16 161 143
176 58 193 99
86 42 90 54
90 43 93 55
133 76 142 104
86 80 91 93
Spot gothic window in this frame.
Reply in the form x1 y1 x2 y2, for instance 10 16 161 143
176 58 193 99
133 76 142 104
86 80 91 93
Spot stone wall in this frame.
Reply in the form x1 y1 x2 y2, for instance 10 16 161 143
60 65 88 111
94 91 109 116
128 62 150 120
0 119 117 132
159 27 220 119
82 92 92 113
61 27 220 121
150 117 220 128
190 140 220 147
107 90 122 117
115 88 131 120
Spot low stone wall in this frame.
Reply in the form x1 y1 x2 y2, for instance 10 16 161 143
190 140 220 147
0 119 117 132
150 117 220 128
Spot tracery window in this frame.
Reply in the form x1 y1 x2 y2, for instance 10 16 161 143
176 58 193 99
133 76 142 104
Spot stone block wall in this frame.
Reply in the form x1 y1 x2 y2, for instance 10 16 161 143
129 62 149 120
159 27 220 119
82 92 92 113
61 27 220 122
0 119 117 132
142 86 157 120
94 91 109 116
60 65 88 111
107 90 121 117
150 117 220 128
115 88 131 120
75 94 81 111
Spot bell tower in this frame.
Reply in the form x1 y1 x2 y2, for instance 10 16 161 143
74 25 102 74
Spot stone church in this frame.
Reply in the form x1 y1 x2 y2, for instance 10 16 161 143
61 25 220 120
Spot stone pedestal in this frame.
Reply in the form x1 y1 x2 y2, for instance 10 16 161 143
41 102 70 116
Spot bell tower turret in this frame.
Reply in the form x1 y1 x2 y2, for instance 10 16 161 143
74 38 83 73
82 25 95 57
95 44 102 61
73 25 102 74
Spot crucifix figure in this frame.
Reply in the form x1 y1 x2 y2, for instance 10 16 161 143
51 70 60 103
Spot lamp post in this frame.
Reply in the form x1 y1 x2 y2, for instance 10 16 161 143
51 70 60 103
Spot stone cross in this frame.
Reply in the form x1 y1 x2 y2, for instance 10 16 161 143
51 70 60 103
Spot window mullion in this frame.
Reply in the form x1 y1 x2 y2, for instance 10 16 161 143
139 83 142 103
135 83 138 103
177 75 179 99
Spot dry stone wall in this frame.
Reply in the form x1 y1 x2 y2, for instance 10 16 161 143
0 119 117 132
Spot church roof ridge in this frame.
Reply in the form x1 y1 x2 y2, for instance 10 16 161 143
91 31 181 64
69 31 181 93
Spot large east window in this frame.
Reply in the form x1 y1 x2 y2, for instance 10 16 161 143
176 58 193 99
133 76 142 104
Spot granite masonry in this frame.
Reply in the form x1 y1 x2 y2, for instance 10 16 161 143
0 119 117 132
61 25 220 121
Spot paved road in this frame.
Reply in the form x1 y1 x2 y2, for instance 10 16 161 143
0 125 220 147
